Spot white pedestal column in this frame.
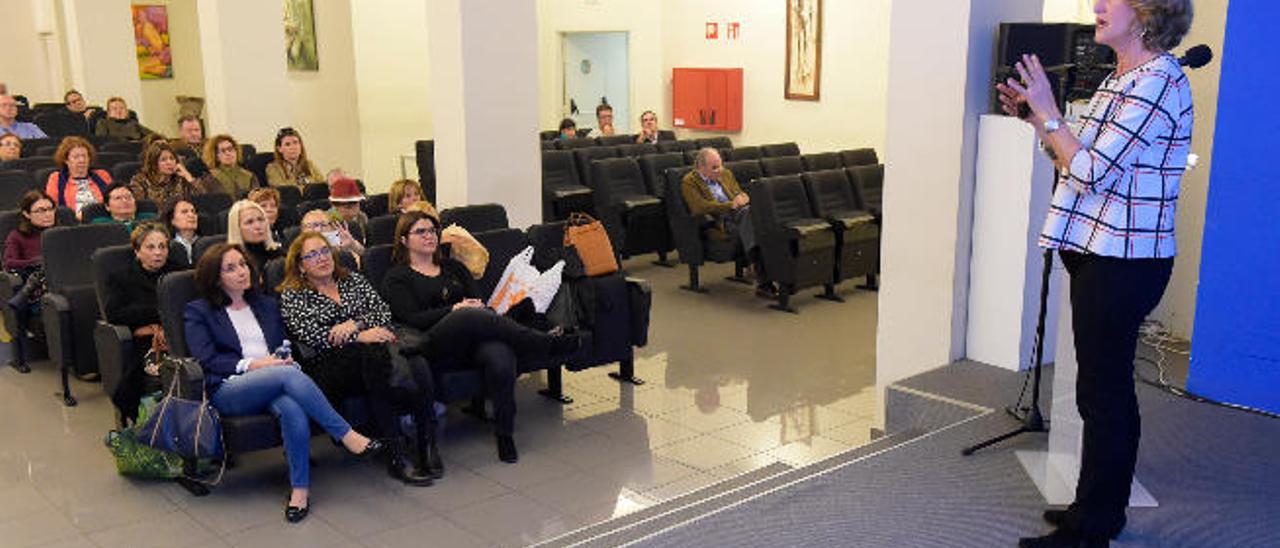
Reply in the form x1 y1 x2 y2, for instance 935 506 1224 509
966 115 1062 371
428 0 541 228
196 0 291 151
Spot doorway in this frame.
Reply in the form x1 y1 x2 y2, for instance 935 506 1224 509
562 32 629 135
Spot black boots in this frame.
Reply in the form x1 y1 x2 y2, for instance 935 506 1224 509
417 422 444 480
386 439 433 486
496 435 519 463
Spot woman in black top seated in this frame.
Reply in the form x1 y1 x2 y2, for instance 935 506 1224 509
226 199 283 270
184 243 385 523
161 196 200 267
278 232 441 485
104 223 178 422
382 211 578 464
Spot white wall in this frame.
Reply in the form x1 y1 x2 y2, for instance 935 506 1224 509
349 0 432 193
61 0 144 124
137 0 206 136
1 0 61 103
536 0 665 134
659 0 891 153
287 0 363 181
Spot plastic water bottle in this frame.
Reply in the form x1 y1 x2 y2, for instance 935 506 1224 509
274 340 295 366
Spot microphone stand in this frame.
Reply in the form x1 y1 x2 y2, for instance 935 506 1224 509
962 166 1056 456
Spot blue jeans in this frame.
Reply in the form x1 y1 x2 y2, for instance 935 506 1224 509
209 366 352 488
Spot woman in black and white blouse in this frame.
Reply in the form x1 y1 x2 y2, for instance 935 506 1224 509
278 232 441 486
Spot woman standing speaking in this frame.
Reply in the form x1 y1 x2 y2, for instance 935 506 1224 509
996 1 1194 546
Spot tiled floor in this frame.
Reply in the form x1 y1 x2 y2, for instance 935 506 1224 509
0 258 879 547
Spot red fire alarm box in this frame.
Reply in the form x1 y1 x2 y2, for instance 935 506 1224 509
672 68 743 132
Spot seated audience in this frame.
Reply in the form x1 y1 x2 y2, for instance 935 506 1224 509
185 243 386 523
44 136 113 220
64 90 95 121
681 147 775 297
0 94 47 139
301 209 363 260
174 115 205 156
0 84 30 111
596 103 616 136
248 188 286 243
129 141 202 205
225 199 283 270
0 134 21 164
388 179 427 215
636 110 660 144
382 211 579 464
265 127 323 187
3 191 58 373
278 232 440 485
162 197 200 267
327 177 368 246
103 223 178 422
90 182 157 231
93 97 156 141
201 134 259 196
558 118 577 140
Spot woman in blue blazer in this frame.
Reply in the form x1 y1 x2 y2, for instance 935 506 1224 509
184 242 384 523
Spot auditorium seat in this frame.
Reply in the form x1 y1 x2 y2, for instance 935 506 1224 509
414 140 435 202
801 152 842 172
657 130 677 141
111 161 141 185
697 137 733 150
749 175 838 312
93 152 133 170
573 146 619 188
0 169 33 192
440 203 509 233
760 156 805 177
682 149 700 166
541 149 594 221
274 185 302 209
245 152 274 187
301 183 329 201
3 157 56 173
34 145 59 157
802 170 880 291
540 140 556 151
616 143 658 157
191 235 227 267
190 193 234 216
761 142 801 157
90 244 151 425
590 157 673 264
597 134 636 147
101 141 144 157
365 214 398 246
41 223 131 405
16 138 55 157
656 140 698 154
34 167 57 190
846 164 884 219
33 111 88 138
840 148 879 167
637 153 684 198
723 160 764 189
362 193 389 218
662 165 746 292
295 199 329 218
556 137 597 151
725 146 761 161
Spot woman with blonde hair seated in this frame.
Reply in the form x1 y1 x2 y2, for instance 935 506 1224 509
388 179 429 215
225 200 283 269
200 134 259 196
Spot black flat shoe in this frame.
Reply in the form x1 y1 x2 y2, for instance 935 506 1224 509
423 438 444 479
285 498 309 523
496 435 519 463
1018 529 1108 548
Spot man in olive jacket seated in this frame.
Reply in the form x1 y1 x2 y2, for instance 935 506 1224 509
680 147 774 296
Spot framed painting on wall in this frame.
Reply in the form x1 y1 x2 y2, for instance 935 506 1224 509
785 0 822 100
132 4 172 79
284 0 319 71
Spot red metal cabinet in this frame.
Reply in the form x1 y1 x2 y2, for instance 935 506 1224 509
672 68 743 132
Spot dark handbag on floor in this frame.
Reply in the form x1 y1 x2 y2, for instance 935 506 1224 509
137 357 224 460
387 327 430 397
626 277 651 348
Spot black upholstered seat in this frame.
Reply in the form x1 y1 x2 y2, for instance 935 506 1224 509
749 175 838 312
760 156 804 177
541 149 593 221
801 152 842 172
802 170 879 289
840 148 879 167
760 142 801 157
441 203 509 233
590 157 672 263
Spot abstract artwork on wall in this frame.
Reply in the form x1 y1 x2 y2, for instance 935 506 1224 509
785 0 822 100
285 0 319 71
132 4 172 80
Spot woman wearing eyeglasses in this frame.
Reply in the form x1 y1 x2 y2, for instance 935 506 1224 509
277 232 441 486
4 191 59 373
200 134 259 196
265 127 323 188
382 211 580 464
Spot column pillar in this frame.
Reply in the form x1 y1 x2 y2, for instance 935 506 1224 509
196 0 290 150
60 0 142 114
428 0 540 227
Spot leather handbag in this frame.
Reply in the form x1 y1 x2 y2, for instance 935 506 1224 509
564 213 619 276
137 357 224 460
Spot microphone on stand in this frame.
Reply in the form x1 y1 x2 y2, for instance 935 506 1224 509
1179 44 1213 69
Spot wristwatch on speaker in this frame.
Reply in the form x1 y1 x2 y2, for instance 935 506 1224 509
1043 118 1064 133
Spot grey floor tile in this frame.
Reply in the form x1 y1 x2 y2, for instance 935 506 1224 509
223 513 350 548
88 508 218 548
361 516 488 548
443 492 575 547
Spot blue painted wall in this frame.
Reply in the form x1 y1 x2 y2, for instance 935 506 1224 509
1188 0 1280 414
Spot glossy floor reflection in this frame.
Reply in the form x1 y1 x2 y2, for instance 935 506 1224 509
0 258 878 547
